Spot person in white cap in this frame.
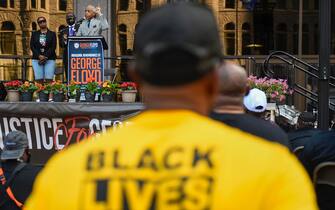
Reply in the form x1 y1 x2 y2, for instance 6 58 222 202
243 88 268 117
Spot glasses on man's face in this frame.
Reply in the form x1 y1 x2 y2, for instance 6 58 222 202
38 20 46 24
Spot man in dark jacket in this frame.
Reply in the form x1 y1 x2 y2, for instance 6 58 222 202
0 131 42 210
211 63 290 148
59 13 82 82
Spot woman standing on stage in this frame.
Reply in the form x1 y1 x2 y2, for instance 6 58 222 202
30 16 57 82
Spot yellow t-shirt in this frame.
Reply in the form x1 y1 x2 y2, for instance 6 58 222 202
25 110 317 210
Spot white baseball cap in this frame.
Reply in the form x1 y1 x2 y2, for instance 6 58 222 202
243 88 267 113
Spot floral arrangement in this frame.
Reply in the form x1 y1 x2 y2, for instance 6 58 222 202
85 80 100 94
100 80 119 95
68 80 81 97
247 75 293 102
4 80 22 90
120 82 137 91
50 81 67 94
18 81 38 93
35 82 52 94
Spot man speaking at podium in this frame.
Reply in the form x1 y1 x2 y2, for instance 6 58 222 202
76 5 109 36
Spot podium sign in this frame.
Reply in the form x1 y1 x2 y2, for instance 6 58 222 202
68 37 104 84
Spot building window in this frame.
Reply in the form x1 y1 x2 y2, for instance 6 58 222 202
242 23 251 55
314 0 319 10
0 0 7 8
119 0 129 11
59 0 67 11
292 0 299 10
302 24 309 54
293 24 298 54
31 0 36 8
303 0 309 10
41 0 46 9
0 21 16 54
225 0 235 9
10 0 14 8
118 24 127 55
276 0 286 9
32 22 37 31
136 0 143 11
314 24 318 54
275 23 287 51
224 22 235 55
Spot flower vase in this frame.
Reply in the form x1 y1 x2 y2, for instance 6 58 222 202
20 91 33 101
102 93 115 102
53 93 65 102
122 90 137 102
7 90 20 102
39 92 49 102
85 92 96 102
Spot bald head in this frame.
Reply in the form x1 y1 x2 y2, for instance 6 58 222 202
218 63 247 97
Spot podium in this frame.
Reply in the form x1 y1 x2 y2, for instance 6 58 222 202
67 36 106 85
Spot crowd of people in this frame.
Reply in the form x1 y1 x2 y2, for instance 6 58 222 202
0 2 334 210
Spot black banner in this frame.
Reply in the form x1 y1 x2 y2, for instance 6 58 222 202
0 102 144 164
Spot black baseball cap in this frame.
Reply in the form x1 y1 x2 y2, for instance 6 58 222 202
134 3 223 86
1 131 28 160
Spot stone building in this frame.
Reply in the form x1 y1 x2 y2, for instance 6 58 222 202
0 0 330 81
0 0 73 80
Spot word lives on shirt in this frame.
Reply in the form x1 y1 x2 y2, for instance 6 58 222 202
79 146 215 210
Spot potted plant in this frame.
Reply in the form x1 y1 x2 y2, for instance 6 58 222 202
35 83 52 102
84 80 100 102
50 81 67 102
4 80 22 102
18 81 38 101
68 80 81 102
100 80 119 102
247 76 293 104
120 82 137 103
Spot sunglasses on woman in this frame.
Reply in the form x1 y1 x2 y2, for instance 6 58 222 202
38 19 46 24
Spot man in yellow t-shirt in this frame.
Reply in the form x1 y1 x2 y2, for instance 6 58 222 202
25 3 317 210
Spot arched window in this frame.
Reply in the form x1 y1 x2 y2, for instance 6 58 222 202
276 0 286 9
0 21 16 54
32 22 37 31
59 0 67 11
31 0 36 8
225 0 235 8
10 0 14 8
275 23 287 51
242 23 251 55
302 24 309 54
119 0 129 11
0 0 7 8
41 0 46 9
224 22 235 55
118 24 127 55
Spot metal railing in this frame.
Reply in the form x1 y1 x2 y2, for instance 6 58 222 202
263 51 335 110
0 55 260 81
